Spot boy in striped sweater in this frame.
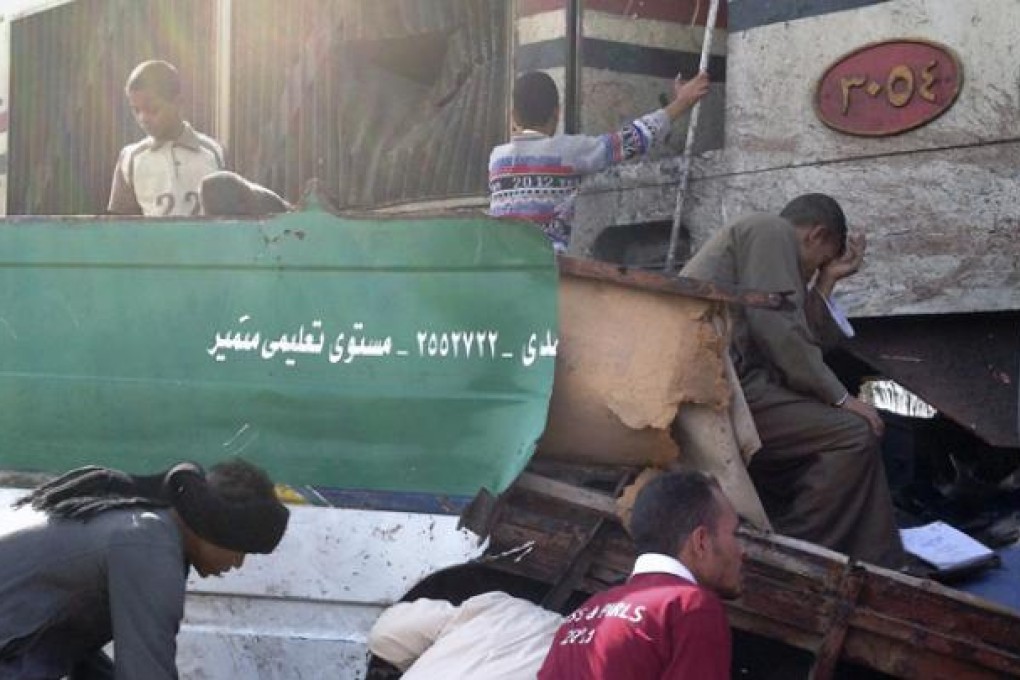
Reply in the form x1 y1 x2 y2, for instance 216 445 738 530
488 70 709 251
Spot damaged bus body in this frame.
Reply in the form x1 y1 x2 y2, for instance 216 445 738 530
0 0 1018 677
0 194 1016 678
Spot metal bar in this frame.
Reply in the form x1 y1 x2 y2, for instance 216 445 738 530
457 487 503 538
213 0 232 149
564 0 583 134
531 468 633 611
542 518 607 610
664 0 721 273
559 255 793 310
808 564 866 680
514 471 619 518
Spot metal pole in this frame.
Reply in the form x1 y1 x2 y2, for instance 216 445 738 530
214 0 233 149
664 0 721 273
565 0 584 134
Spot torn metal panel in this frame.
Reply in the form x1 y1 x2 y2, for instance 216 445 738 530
0 197 557 497
673 403 768 527
538 271 731 465
847 312 1020 448
230 0 508 208
538 262 767 526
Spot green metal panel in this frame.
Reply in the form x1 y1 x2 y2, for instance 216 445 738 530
0 197 557 496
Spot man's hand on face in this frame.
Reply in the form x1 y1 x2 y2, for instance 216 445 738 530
821 233 866 283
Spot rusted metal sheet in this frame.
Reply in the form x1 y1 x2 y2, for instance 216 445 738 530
558 255 793 310
807 564 867 679
7 0 216 215
733 532 1020 679
229 0 508 208
847 312 1020 448
815 38 963 137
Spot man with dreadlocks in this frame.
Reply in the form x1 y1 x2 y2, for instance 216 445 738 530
0 458 289 679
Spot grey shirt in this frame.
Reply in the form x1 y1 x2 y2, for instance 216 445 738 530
0 507 187 679
681 213 847 407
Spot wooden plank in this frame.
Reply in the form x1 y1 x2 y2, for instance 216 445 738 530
514 472 620 518
543 521 609 611
809 565 866 679
558 255 792 310
841 629 1018 680
727 609 821 652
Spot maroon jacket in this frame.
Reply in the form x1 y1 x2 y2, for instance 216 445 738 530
538 568 731 680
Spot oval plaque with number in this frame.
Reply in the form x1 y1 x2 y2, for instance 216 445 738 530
815 39 963 137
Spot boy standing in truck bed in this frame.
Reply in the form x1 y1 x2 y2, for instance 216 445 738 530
108 60 225 217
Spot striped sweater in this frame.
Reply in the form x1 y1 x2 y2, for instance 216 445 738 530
488 109 671 251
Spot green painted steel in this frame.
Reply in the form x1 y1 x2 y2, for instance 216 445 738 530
0 195 558 496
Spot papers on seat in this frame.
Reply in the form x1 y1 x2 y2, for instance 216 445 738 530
901 521 998 573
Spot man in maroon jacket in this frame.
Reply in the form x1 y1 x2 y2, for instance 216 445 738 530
538 469 743 679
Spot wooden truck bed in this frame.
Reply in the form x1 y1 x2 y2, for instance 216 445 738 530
461 461 1020 680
